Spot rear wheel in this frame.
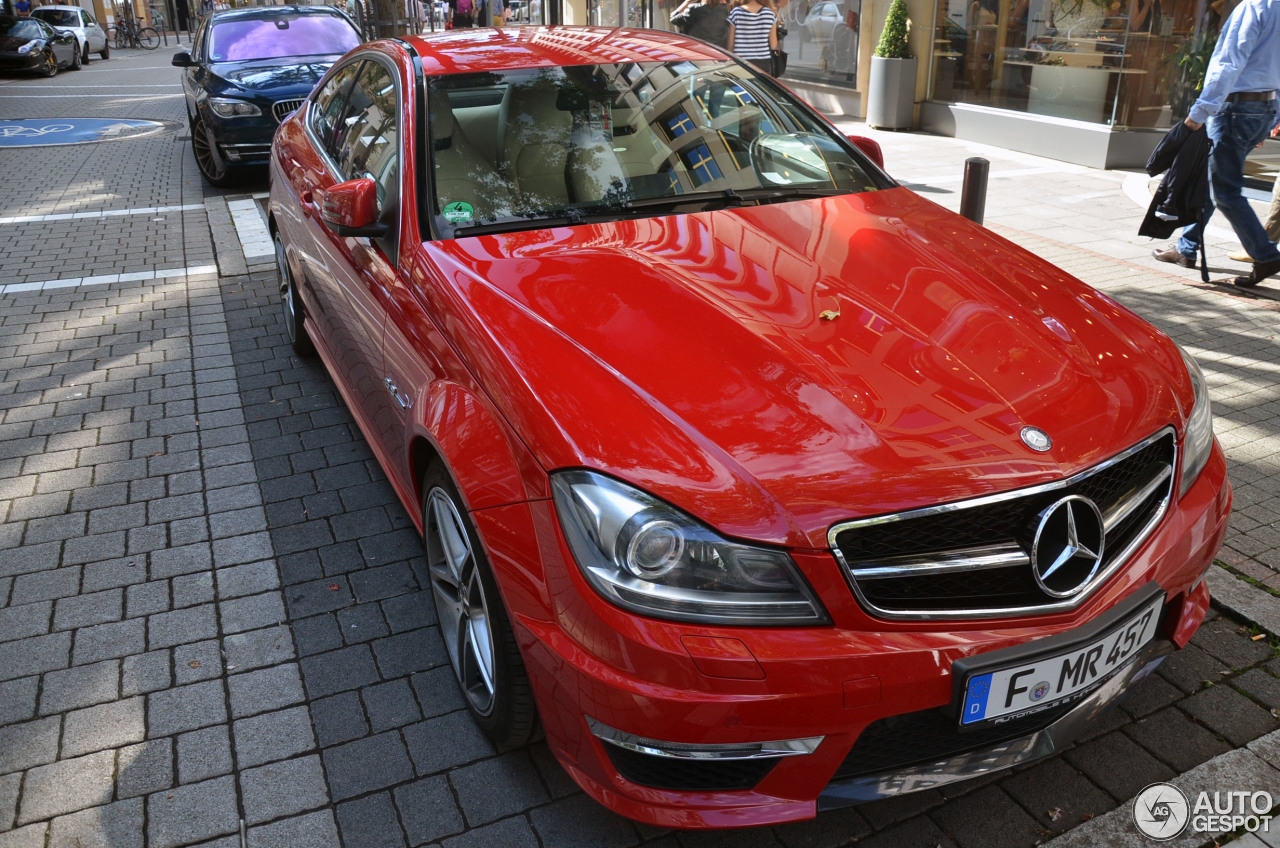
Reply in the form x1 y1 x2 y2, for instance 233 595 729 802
70 47 82 70
81 42 90 63
138 27 159 49
100 41 109 59
275 231 314 357
423 465 537 750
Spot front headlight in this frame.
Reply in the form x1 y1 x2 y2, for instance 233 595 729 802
208 97 262 118
1178 346 1214 498
17 41 35 54
551 470 829 626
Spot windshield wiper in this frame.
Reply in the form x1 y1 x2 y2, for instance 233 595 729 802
622 186 846 211
451 208 601 237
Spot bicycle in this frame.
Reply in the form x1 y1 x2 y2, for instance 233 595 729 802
108 18 159 50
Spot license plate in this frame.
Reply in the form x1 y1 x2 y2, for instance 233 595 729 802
960 595 1162 726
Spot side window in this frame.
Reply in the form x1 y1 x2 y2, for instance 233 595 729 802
83 11 97 26
331 61 399 213
190 22 206 61
310 62 363 161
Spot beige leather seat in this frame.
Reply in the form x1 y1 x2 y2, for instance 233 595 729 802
502 82 572 212
565 114 628 205
429 88 514 222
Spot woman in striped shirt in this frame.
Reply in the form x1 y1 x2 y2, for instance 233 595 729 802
728 0 778 74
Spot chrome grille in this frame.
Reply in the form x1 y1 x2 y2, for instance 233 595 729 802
272 99 305 123
830 429 1176 620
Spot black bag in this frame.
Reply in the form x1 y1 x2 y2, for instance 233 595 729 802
772 48 788 76
776 21 788 39
670 4 693 31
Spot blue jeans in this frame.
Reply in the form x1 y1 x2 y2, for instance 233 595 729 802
1176 100 1280 263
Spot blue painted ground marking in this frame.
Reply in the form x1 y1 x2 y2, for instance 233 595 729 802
0 118 164 147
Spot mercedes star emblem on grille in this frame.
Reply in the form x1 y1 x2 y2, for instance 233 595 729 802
1030 495 1105 598
1020 426 1052 452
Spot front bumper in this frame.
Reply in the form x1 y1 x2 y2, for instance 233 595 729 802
198 108 278 167
476 442 1230 828
0 51 48 72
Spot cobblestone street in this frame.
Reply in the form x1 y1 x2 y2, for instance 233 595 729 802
2 45 1280 848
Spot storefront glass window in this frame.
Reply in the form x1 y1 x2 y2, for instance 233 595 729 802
779 0 862 83
589 0 649 26
929 0 1232 129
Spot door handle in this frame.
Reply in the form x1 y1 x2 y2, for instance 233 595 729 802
385 378 411 411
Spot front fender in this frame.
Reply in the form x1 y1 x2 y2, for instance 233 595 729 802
413 379 548 514
411 379 553 620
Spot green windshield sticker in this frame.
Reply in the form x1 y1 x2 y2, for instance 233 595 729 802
442 201 475 223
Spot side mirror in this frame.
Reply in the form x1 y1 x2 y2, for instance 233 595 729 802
171 51 192 67
317 178 388 238
847 134 885 171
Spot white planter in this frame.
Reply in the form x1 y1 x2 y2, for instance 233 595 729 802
866 55 917 130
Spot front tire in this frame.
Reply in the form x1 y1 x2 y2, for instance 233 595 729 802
423 465 537 749
70 46 82 70
191 115 232 187
275 231 314 357
41 50 58 77
100 42 109 59
138 27 159 49
81 41 90 63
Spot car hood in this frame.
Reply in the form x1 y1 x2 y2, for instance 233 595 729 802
427 189 1191 548
0 35 42 48
212 59 334 94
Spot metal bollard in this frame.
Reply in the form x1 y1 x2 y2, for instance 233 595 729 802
959 157 989 225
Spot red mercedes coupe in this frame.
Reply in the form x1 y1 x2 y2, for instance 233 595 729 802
268 26 1231 828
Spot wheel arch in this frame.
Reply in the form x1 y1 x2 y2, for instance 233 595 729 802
408 379 547 520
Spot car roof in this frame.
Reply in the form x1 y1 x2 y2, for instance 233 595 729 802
209 5 350 22
32 5 82 10
402 26 729 75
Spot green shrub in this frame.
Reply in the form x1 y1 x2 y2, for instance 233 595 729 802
874 0 912 59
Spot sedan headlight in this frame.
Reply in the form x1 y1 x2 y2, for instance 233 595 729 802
17 41 35 54
551 470 828 625
1178 346 1214 498
208 97 262 118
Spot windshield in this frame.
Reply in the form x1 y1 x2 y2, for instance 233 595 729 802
2 18 46 38
427 60 885 237
208 15 359 62
32 9 79 26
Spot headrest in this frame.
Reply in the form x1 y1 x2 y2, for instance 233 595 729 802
428 87 457 149
555 85 589 113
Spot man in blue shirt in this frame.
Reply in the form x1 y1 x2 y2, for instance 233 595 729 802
1152 0 1280 288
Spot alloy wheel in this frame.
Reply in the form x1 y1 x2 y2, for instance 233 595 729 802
274 232 312 355
42 51 57 77
190 117 230 186
425 487 497 717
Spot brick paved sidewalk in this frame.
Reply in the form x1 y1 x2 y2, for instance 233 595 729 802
3 55 1280 848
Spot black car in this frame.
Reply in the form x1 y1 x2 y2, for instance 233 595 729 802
0 15 80 76
174 5 361 186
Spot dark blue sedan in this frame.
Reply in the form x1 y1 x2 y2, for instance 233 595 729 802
174 5 361 186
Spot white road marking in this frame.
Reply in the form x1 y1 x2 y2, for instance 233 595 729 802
0 264 219 296
0 93 183 98
0 203 204 226
227 198 273 263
